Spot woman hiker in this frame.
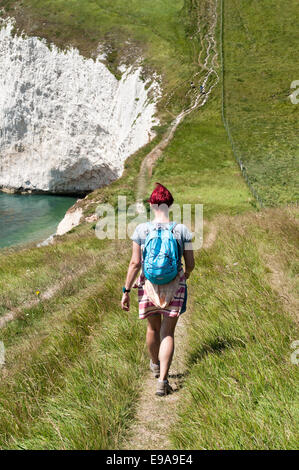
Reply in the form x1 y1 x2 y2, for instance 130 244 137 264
121 183 195 396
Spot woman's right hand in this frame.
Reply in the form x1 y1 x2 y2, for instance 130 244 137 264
121 293 130 311
184 271 190 280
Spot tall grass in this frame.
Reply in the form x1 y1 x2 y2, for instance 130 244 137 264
170 209 299 449
222 0 299 205
0 0 298 450
0 239 148 449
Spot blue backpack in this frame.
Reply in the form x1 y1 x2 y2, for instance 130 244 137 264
143 222 180 285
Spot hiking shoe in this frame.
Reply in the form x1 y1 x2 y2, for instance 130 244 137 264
150 360 160 378
156 379 173 397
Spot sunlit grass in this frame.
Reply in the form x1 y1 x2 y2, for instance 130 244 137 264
223 0 299 205
150 88 254 218
0 0 298 450
170 208 299 449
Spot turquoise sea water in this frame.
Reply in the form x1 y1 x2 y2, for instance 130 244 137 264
0 193 77 249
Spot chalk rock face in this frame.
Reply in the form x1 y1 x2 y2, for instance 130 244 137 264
0 20 160 193
56 208 83 236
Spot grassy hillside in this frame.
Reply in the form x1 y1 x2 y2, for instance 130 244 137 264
222 0 299 205
171 208 299 449
150 90 253 218
0 141 156 449
145 0 299 447
0 0 298 450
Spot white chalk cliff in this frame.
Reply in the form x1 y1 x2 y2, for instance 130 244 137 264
0 19 160 193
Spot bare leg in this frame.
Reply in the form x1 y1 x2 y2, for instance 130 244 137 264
159 316 178 381
146 314 161 364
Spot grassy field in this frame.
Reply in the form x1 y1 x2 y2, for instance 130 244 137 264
0 243 148 449
171 208 299 449
222 0 299 206
150 88 254 218
146 7 299 444
0 184 150 449
0 0 298 450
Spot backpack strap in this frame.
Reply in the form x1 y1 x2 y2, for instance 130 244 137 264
142 223 156 261
168 222 177 232
167 222 182 269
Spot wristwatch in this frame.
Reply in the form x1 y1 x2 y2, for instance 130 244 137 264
122 287 131 293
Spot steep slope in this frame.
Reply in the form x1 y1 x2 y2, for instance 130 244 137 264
0 0 298 451
222 0 299 205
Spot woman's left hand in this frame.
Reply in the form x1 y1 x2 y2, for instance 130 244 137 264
121 293 130 311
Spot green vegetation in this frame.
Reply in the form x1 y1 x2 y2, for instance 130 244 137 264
145 0 299 448
0 140 152 449
150 88 254 218
171 208 299 449
0 0 298 450
222 0 299 205
0 239 148 449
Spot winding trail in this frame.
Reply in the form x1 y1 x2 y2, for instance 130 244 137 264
136 0 219 207
124 0 219 450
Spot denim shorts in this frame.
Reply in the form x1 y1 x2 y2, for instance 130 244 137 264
180 284 188 315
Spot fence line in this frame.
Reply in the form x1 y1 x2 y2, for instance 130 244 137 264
220 0 264 208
